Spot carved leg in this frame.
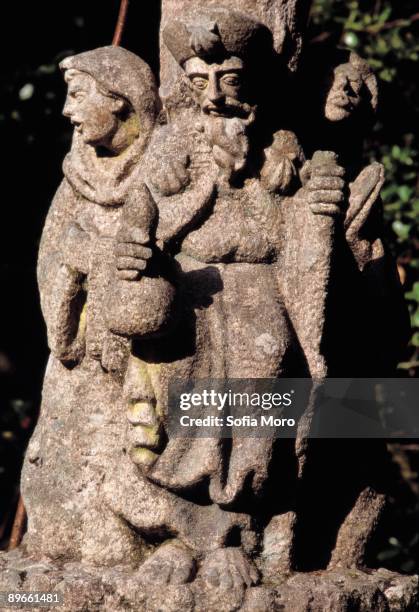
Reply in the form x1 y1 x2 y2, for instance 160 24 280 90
261 511 297 580
104 452 253 554
328 487 386 570
137 540 196 585
193 547 259 611
81 502 144 568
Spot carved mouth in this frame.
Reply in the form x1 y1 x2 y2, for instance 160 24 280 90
330 95 351 109
204 105 248 119
71 120 83 132
205 106 232 117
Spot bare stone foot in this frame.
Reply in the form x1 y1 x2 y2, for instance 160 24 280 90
200 547 259 590
194 548 259 611
137 540 196 586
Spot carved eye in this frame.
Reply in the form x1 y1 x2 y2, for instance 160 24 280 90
349 79 362 92
191 77 208 90
71 90 86 101
221 75 240 87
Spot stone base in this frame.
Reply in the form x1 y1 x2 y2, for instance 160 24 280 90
0 550 418 612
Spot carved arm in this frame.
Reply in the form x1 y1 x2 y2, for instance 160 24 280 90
38 179 90 364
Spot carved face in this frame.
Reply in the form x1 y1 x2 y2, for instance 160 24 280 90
63 72 125 147
325 63 364 122
184 56 251 119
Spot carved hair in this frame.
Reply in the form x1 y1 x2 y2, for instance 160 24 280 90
60 46 160 126
63 68 128 108
348 51 378 111
163 7 273 67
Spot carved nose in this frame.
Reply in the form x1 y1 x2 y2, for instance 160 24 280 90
127 401 158 427
62 102 73 118
207 78 224 104
341 77 351 92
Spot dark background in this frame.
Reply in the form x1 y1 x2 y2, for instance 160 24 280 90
0 0 418 572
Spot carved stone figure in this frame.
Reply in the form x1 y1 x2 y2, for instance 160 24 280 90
324 51 378 122
106 10 310 602
0 4 417 612
19 46 168 567
300 48 378 178
296 45 409 375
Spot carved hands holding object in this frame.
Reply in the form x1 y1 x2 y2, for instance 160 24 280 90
301 151 346 217
115 227 153 281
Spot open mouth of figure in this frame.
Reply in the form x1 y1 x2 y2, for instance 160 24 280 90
330 95 352 110
71 120 83 133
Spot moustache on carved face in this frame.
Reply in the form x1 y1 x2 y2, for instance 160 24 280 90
202 97 256 124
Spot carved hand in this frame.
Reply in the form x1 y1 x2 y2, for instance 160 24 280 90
115 227 153 281
148 154 191 197
302 151 345 217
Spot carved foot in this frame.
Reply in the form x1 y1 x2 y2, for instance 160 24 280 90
200 547 259 590
193 548 259 611
137 540 196 586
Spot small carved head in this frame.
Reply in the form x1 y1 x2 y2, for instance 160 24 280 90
324 52 378 122
63 69 127 148
184 55 252 120
60 47 159 156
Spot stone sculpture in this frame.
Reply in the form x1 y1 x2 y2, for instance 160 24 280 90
20 45 166 566
0 4 416 612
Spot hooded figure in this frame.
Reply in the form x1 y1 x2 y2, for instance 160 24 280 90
60 47 158 207
298 48 378 180
37 46 162 370
21 46 176 565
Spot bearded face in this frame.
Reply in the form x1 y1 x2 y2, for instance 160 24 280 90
184 56 255 121
184 56 256 180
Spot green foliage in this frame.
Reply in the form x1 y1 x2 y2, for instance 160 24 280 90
311 0 419 375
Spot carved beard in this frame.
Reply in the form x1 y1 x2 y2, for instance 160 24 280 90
201 103 257 183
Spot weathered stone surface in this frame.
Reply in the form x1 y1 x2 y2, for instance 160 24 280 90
0 551 418 611
1 2 414 610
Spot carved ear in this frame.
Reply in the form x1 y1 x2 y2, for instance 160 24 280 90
109 97 127 114
182 72 193 89
350 51 378 111
363 73 378 112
